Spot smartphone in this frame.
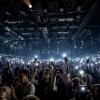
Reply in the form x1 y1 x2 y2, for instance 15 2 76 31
79 85 87 93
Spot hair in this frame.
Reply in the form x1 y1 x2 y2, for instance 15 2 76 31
22 95 40 100
72 77 80 83
64 57 68 61
0 86 11 100
18 69 30 78
93 84 100 90
72 77 85 85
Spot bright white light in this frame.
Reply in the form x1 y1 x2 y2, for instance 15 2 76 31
28 62 31 65
11 61 14 64
21 59 25 64
69 58 71 60
81 87 85 91
75 66 79 70
95 62 98 65
50 58 54 62
35 62 39 66
92 57 96 61
21 61 25 64
35 55 38 58
29 4 32 8
91 63 93 66
80 59 83 64
4 40 9 43
31 59 34 62
79 70 84 75
27 59 30 65
62 53 67 57
86 56 88 59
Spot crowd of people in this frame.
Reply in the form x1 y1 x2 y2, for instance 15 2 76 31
0 56 100 100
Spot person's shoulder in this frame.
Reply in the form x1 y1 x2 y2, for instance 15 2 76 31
70 98 76 100
28 81 34 85
28 82 36 94
28 82 35 88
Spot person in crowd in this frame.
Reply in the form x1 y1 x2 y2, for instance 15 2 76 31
15 69 35 100
0 74 2 86
82 74 94 90
14 67 20 77
1 67 14 86
0 56 100 100
31 67 40 96
92 84 100 100
63 57 70 73
92 68 100 83
53 71 73 100
37 68 55 100
0 86 18 100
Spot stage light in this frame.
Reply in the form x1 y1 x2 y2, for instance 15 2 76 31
29 4 32 8
62 53 67 57
23 0 32 8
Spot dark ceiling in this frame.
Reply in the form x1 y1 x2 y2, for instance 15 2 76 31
0 0 100 58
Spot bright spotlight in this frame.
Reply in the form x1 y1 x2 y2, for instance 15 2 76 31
29 4 32 8
23 0 32 8
62 53 67 57
79 70 85 76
